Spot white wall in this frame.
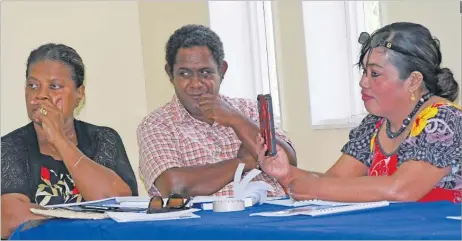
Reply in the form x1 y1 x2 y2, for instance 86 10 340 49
381 0 461 105
137 1 209 112
0 1 148 196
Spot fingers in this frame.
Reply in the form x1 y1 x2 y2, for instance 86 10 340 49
255 133 266 157
56 97 63 110
33 99 63 125
33 100 60 120
199 107 214 119
32 109 41 123
36 99 58 111
276 145 284 152
256 133 265 145
257 143 268 160
198 94 216 106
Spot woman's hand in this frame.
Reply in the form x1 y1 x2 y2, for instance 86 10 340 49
32 98 67 145
288 177 318 201
256 134 291 182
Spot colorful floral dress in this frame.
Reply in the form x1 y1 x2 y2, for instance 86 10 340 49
342 102 462 203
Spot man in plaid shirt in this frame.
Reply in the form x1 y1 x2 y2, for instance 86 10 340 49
137 24 297 198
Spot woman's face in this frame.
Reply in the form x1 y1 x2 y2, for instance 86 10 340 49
359 48 411 117
25 60 84 124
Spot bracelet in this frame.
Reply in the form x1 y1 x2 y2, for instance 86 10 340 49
73 155 85 169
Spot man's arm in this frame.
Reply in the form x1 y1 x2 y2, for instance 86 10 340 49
197 95 297 167
138 122 257 197
155 157 256 197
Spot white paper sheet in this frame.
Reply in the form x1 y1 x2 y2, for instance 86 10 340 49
190 163 275 208
106 208 201 223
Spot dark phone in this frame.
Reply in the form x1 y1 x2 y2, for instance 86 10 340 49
257 94 277 157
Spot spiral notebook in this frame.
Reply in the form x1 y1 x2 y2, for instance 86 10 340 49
251 201 390 217
265 198 381 207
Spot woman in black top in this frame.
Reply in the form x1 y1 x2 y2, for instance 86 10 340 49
1 43 138 238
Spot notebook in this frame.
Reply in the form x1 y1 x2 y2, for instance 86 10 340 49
45 196 150 209
265 198 383 207
251 201 390 217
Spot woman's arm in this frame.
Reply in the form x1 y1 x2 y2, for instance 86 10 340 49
288 160 451 202
1 194 48 239
324 154 369 177
34 99 136 200
54 138 132 201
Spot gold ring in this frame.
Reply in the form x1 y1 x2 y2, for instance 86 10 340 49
39 108 48 116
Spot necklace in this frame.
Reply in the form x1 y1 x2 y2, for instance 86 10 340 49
386 92 434 139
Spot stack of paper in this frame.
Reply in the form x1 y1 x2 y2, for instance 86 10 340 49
33 196 202 222
107 208 201 223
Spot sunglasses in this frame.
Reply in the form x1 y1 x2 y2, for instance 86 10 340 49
147 193 191 214
358 32 421 60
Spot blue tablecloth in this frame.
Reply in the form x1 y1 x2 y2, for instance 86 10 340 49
10 201 461 240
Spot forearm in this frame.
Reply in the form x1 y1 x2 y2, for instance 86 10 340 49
290 170 395 202
157 158 244 197
54 139 131 200
1 199 47 239
230 113 297 166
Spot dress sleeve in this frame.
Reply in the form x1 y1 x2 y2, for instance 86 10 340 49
1 134 32 200
341 114 381 167
92 127 139 196
399 104 462 188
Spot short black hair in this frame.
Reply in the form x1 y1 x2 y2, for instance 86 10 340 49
358 22 459 101
165 24 225 76
26 43 85 88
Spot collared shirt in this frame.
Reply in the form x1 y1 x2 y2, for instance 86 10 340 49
137 94 294 197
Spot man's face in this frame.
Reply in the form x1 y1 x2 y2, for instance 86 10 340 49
169 46 224 116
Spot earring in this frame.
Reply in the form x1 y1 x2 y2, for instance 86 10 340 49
410 93 416 101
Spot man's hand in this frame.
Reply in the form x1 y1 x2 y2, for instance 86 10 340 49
237 144 257 171
198 94 241 126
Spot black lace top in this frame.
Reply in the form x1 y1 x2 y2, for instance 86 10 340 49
1 120 138 205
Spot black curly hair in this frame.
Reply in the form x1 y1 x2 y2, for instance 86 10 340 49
26 43 85 88
358 22 459 101
165 24 225 76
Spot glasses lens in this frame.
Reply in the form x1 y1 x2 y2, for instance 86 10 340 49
149 196 163 209
166 193 186 208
